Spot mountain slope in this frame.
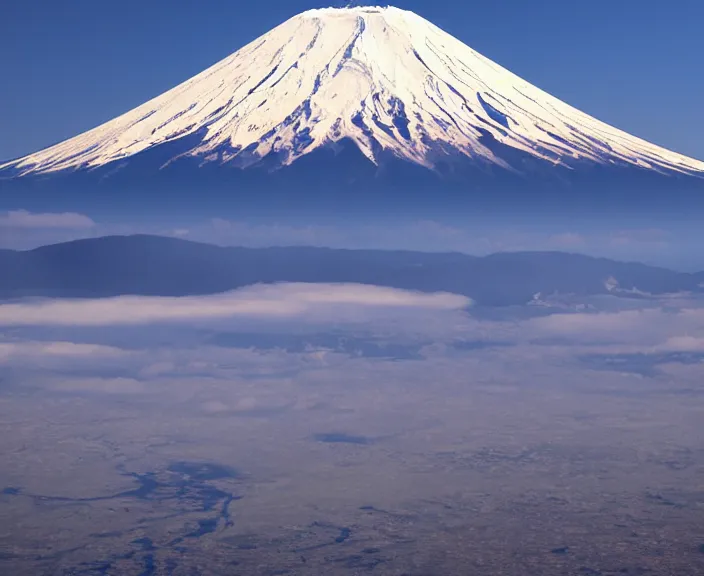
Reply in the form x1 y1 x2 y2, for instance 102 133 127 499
2 6 703 181
1 235 700 306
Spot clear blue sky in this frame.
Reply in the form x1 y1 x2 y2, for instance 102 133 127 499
2 0 702 162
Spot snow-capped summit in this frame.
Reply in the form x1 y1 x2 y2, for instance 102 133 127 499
3 6 703 179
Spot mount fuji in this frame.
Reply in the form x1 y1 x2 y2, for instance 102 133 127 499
2 6 703 218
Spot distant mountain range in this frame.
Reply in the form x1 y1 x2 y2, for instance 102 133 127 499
2 235 701 306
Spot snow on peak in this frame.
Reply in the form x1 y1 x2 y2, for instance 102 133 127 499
3 6 704 177
299 6 392 16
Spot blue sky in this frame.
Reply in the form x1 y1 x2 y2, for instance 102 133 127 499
2 0 703 162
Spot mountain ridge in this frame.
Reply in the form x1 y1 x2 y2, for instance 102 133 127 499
2 234 701 306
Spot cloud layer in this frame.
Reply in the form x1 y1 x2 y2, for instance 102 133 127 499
0 283 470 327
0 209 95 229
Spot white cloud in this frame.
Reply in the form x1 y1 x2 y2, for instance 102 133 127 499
0 283 471 327
0 209 95 229
652 336 704 353
523 306 704 350
0 341 129 362
0 341 129 365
